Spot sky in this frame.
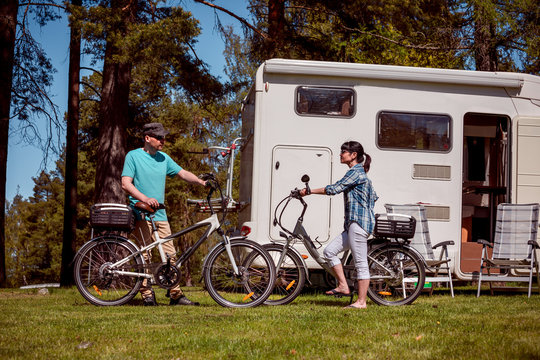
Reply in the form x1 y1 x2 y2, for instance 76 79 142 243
6 1 250 202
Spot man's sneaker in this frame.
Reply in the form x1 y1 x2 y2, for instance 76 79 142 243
143 290 157 306
170 295 200 306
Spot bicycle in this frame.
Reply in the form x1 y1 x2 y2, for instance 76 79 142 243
266 174 426 306
73 173 276 308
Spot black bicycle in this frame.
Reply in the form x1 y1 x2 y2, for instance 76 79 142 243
266 175 426 306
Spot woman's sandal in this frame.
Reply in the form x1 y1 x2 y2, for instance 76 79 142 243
325 289 352 298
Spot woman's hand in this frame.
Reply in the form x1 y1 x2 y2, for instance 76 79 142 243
299 188 309 197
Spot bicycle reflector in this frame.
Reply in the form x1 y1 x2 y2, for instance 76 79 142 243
242 292 254 302
240 225 251 236
286 280 296 290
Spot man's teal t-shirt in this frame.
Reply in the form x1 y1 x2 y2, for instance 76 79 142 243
121 148 182 221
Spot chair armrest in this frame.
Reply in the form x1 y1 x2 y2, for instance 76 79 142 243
432 240 454 249
528 240 540 249
477 239 493 248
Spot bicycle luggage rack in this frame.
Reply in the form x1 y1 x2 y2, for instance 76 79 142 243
187 197 247 213
374 213 416 239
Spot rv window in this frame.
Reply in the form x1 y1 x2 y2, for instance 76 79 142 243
377 111 451 152
296 87 355 117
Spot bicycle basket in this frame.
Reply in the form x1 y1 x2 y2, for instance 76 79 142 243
374 214 416 239
90 203 135 231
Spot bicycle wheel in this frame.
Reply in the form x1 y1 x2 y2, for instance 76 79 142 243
204 239 276 308
74 236 144 306
263 244 306 305
367 244 425 306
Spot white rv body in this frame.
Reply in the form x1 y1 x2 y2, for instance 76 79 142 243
239 59 540 281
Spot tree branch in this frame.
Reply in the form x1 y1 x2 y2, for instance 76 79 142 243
80 81 102 99
19 2 66 10
80 66 103 77
194 0 268 39
342 25 468 51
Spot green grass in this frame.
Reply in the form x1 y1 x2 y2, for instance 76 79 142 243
1 286 539 359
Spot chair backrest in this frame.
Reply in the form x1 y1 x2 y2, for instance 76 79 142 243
492 203 539 260
384 204 435 260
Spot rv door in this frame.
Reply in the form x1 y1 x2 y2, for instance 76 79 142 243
270 145 333 242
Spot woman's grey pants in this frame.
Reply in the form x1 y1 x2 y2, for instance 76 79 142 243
323 222 370 280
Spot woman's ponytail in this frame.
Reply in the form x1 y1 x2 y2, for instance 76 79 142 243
363 153 371 173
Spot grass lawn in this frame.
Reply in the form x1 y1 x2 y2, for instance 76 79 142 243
0 286 539 359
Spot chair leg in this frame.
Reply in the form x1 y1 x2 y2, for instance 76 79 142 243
536 263 540 296
528 265 533 298
477 272 482 297
477 265 483 298
448 269 454 298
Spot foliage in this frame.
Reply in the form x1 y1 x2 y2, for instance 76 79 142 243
11 0 64 157
239 0 538 73
4 159 65 287
0 287 539 359
245 0 465 68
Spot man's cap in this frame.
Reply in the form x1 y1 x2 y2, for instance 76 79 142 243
143 122 169 137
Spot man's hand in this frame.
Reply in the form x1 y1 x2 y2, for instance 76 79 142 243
144 197 160 209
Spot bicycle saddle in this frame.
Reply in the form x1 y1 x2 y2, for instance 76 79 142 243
134 201 165 214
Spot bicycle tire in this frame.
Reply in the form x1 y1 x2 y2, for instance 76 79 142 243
204 239 276 308
74 236 144 306
263 244 306 306
367 244 425 306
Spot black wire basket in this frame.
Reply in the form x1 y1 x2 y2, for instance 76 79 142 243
90 203 135 231
374 214 416 239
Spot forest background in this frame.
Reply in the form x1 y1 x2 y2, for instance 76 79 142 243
0 0 538 288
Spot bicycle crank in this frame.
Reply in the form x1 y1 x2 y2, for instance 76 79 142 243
154 263 182 289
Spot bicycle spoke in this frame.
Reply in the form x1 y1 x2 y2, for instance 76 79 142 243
74 237 143 306
205 240 276 308
367 245 425 306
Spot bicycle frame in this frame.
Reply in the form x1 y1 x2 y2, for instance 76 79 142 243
274 191 336 280
274 188 421 288
103 177 243 281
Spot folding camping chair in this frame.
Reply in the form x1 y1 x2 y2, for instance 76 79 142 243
476 203 540 298
385 204 455 297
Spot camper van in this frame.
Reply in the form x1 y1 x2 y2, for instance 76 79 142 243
238 58 540 282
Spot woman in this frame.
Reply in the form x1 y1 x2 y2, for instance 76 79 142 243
300 141 378 309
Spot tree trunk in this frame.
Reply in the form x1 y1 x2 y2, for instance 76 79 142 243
473 4 498 71
0 0 18 288
95 1 135 204
267 0 286 58
60 0 82 287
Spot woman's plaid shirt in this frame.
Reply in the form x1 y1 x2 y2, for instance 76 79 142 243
324 163 378 234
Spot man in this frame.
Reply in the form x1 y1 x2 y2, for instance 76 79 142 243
121 122 206 306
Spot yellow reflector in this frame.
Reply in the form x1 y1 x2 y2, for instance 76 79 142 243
285 280 296 290
242 292 254 302
379 291 392 296
301 254 309 259
93 285 102 296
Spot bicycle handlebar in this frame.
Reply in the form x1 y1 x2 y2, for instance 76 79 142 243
273 174 312 236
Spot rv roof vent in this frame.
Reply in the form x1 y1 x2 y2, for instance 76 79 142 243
412 164 451 181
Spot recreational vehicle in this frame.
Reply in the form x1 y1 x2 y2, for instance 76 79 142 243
238 58 540 282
